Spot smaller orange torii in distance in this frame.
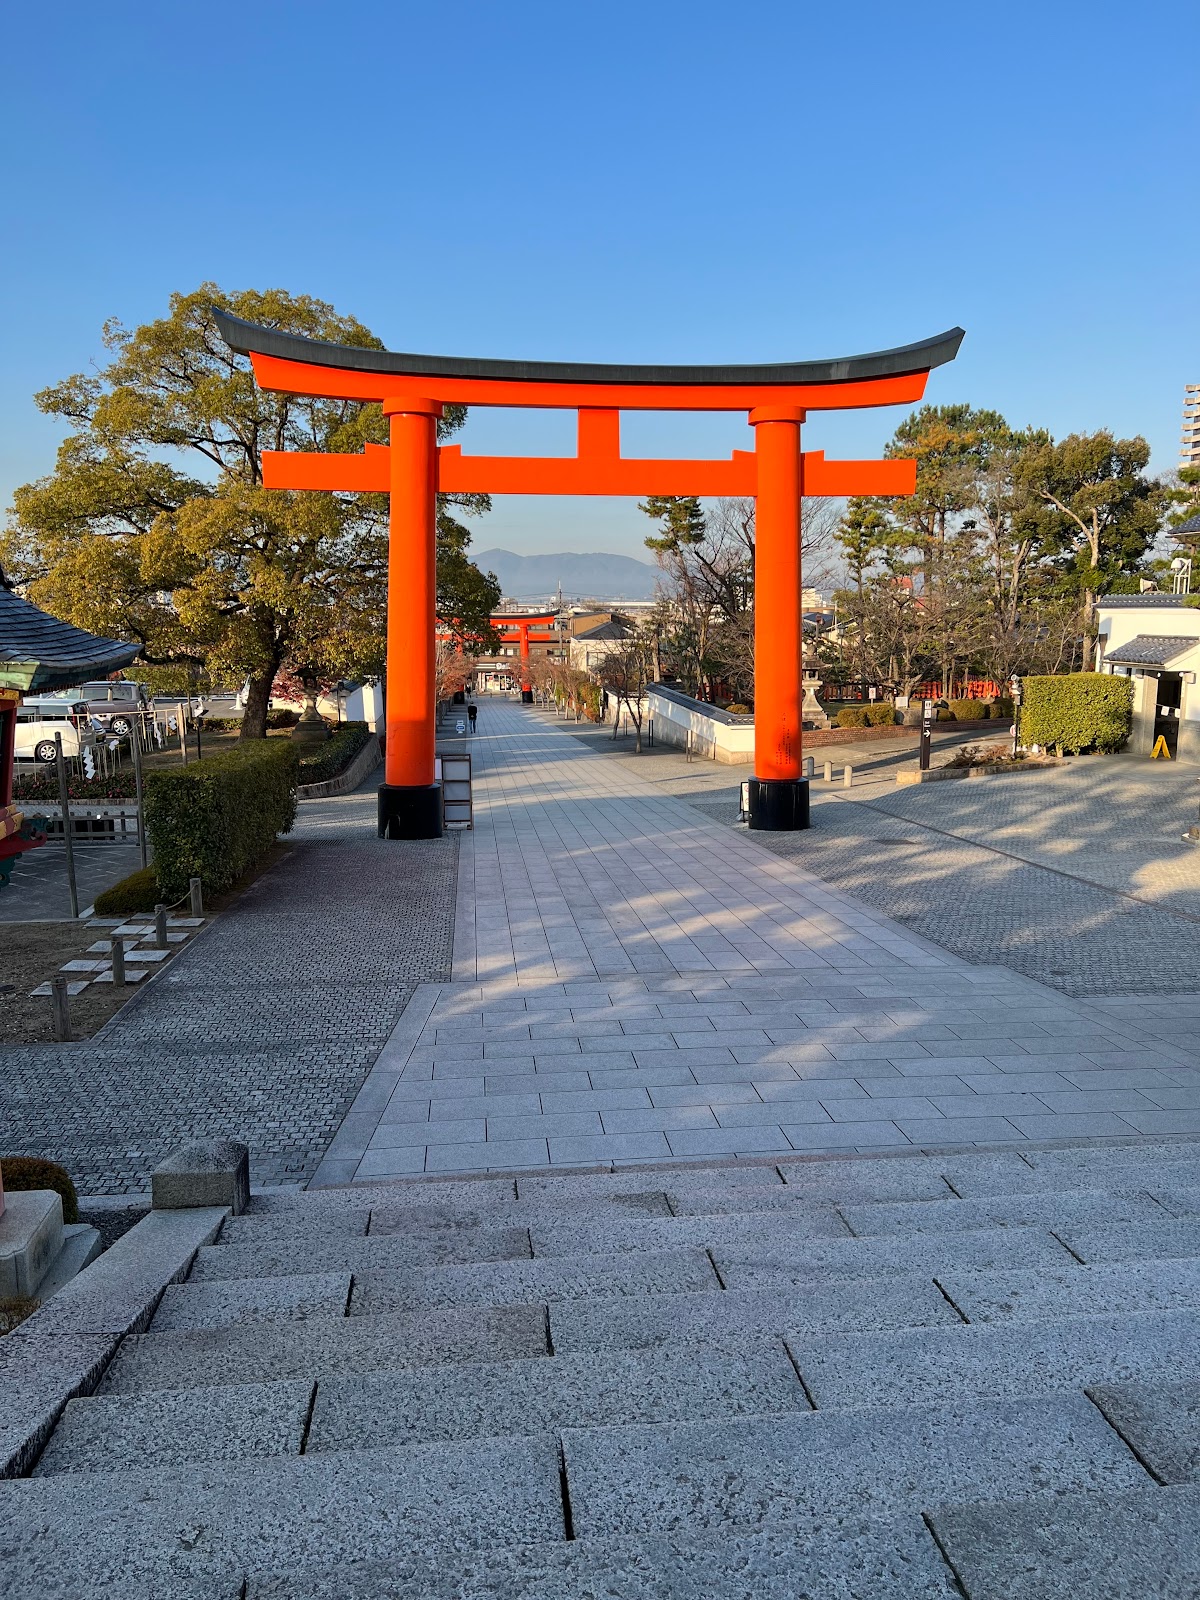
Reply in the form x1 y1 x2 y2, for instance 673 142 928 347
439 611 560 701
215 313 963 838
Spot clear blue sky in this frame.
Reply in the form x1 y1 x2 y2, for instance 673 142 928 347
2 0 1195 561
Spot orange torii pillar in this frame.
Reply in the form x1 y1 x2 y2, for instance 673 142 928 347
747 405 807 830
380 395 444 839
517 623 534 702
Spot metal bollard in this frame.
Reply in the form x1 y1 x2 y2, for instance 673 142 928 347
844 764 854 788
823 760 833 783
110 934 126 986
189 877 204 916
154 903 168 950
50 976 72 1042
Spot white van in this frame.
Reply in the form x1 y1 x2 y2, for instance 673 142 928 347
14 699 100 764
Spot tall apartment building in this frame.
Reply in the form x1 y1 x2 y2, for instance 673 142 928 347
1184 385 1200 468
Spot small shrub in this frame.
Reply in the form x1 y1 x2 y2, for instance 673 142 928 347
13 771 137 803
297 723 371 786
202 716 241 732
991 696 1015 720
267 709 300 729
144 739 298 900
865 703 897 726
1021 673 1132 755
724 703 751 715
835 705 872 728
2 1156 78 1223
94 864 160 916
936 707 954 721
949 699 988 721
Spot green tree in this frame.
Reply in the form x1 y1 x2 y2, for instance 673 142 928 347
1018 430 1162 666
4 284 498 737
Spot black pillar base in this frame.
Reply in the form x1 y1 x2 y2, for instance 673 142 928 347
747 777 811 831
521 689 534 704
378 783 443 839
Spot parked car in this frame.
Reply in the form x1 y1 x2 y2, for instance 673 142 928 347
69 679 152 737
14 699 100 764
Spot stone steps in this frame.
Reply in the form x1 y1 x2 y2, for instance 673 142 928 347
13 1140 1200 1595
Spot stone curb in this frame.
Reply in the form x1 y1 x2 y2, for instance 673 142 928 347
296 737 381 801
0 1205 227 1477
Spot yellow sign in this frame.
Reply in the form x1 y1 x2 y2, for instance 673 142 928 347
1152 735 1172 759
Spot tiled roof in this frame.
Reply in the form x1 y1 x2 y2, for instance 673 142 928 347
1098 594 1192 609
0 586 138 692
1174 513 1200 536
1103 634 1196 666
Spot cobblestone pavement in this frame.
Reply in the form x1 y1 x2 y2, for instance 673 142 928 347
0 839 143 922
320 706 1200 1183
0 768 458 1194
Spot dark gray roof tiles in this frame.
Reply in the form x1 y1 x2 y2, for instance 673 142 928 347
1103 635 1197 666
0 586 138 692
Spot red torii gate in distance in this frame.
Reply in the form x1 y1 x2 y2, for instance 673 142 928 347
214 313 962 839
448 610 561 702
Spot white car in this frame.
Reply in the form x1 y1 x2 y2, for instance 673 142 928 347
14 699 100 764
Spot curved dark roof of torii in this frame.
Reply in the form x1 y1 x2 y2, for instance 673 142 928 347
213 311 965 387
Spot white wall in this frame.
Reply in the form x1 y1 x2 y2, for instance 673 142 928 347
648 687 755 765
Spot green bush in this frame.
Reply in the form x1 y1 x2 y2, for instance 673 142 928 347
144 739 298 900
834 705 872 728
202 716 241 731
297 723 371 786
94 864 160 916
990 696 1015 719
2 1156 78 1223
949 699 988 721
1020 672 1132 754
724 703 751 715
865 703 897 726
267 709 300 729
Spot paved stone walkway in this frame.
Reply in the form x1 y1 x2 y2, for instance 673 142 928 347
318 705 1200 1183
0 771 457 1194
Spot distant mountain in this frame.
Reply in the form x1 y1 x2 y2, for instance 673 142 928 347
473 548 659 602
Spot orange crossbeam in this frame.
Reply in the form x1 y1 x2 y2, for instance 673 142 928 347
262 438 915 499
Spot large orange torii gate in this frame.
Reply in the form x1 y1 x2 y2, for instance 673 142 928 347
214 313 962 839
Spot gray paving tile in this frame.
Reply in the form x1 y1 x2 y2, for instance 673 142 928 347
152 1274 351 1331
1059 1216 1200 1263
1088 1379 1200 1483
486 1112 603 1141
549 1131 674 1164
938 1258 1200 1324
840 1189 1167 1238
425 1138 550 1172
782 1121 911 1150
713 1225 1074 1289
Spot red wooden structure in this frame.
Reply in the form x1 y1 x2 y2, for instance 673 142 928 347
215 314 962 836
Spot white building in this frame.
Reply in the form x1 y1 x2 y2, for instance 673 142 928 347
1096 594 1200 761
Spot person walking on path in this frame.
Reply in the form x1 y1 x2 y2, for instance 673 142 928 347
467 703 478 732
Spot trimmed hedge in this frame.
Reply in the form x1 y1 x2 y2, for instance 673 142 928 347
949 699 988 721
94 864 161 916
14 771 138 802
297 723 371 786
144 739 298 900
835 703 896 729
1020 673 1132 755
2 1156 78 1223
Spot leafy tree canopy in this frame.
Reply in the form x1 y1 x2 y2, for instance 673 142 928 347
3 284 499 735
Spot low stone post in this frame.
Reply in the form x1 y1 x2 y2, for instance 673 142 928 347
151 1140 250 1214
844 765 854 788
110 934 126 987
154 903 168 950
189 877 204 916
823 760 833 783
50 976 71 1042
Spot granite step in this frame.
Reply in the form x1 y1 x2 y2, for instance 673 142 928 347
99 1304 550 1395
612 1223 1073 1289
527 1207 850 1258
787 1308 1200 1411
246 1522 960 1599
348 1247 720 1314
1088 1378 1200 1483
150 1272 351 1331
546 1271 962 1352
306 1339 809 1452
35 1380 314 1475
558 1392 1150 1538
0 1434 565 1597
1054 1215 1200 1263
926 1482 1200 1599
839 1188 1170 1237
188 1227 533 1282
936 1257 1200 1326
